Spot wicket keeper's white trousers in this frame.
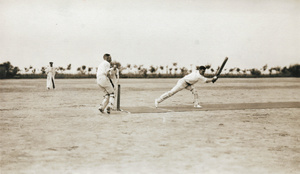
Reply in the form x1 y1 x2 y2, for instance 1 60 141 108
157 79 197 104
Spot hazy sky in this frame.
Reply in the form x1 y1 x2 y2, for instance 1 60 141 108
1 0 299 70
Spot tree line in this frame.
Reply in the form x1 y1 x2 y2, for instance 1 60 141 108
0 61 299 79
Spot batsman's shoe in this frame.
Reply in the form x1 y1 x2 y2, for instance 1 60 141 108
155 99 159 108
106 106 111 114
194 104 202 108
98 106 104 113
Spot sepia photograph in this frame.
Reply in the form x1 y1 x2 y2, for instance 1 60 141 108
1 0 299 173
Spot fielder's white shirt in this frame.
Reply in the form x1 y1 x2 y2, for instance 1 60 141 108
46 66 56 77
183 70 207 85
97 60 110 78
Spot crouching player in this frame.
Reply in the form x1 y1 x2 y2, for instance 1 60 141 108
97 53 116 114
155 66 218 108
109 64 120 110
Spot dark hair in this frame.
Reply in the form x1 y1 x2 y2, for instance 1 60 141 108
103 53 110 59
198 66 206 70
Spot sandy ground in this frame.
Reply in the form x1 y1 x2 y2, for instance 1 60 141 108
0 78 300 174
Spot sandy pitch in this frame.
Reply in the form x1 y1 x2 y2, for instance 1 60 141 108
1 78 300 174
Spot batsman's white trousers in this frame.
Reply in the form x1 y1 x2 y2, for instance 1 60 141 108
157 79 197 103
97 75 114 94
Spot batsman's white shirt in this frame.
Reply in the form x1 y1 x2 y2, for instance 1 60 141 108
183 70 207 84
97 60 110 77
96 60 114 93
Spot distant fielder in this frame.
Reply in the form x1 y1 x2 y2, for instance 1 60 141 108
46 62 56 90
155 66 218 108
97 53 116 114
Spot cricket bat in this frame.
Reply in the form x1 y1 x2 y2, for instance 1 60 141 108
216 57 228 77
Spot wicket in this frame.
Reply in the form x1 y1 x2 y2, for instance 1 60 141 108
117 84 121 111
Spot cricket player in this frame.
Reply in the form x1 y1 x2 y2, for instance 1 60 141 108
46 62 56 90
155 66 218 108
109 65 120 110
97 53 116 114
110 65 119 87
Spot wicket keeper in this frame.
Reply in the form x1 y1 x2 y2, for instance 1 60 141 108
109 64 120 110
97 53 116 114
155 66 218 108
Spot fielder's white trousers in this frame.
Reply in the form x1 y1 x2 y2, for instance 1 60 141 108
47 75 55 89
156 79 198 104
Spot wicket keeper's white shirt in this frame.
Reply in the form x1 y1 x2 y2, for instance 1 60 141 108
183 70 207 85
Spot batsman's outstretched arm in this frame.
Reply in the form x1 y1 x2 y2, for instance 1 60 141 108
206 76 218 83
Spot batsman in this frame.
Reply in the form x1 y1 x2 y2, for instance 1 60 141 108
97 53 117 114
155 57 228 108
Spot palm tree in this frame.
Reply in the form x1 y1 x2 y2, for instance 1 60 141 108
263 64 268 72
67 64 72 70
269 68 272 75
77 67 81 74
138 65 143 71
288 64 300 77
88 67 93 74
269 67 281 75
173 62 178 74
250 68 261 76
205 64 211 69
41 67 46 74
273 67 281 74
133 65 138 74
140 68 148 77
149 66 157 74
58 67 65 74
159 66 164 74
81 65 86 74
180 67 188 75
